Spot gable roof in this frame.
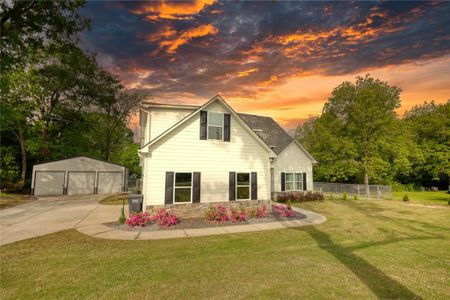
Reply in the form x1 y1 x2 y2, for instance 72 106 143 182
238 113 293 155
32 155 127 168
139 95 276 156
139 96 316 162
238 113 317 163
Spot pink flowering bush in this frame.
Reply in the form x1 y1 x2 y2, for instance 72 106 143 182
126 209 178 227
206 205 230 223
126 212 153 227
272 204 296 218
152 208 178 227
255 204 269 218
230 207 248 223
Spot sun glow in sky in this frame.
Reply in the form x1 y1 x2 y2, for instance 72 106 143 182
81 1 450 128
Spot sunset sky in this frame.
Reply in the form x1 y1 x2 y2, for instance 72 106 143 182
81 1 450 128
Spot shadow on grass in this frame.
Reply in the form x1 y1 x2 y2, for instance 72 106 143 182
299 227 423 299
345 200 449 237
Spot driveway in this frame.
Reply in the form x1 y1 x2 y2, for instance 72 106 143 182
0 194 111 245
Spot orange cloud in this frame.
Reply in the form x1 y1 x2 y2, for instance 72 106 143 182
131 0 216 21
237 68 259 77
243 10 413 62
159 24 219 53
145 25 177 42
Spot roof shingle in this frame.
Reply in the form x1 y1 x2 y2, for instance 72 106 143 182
238 113 293 155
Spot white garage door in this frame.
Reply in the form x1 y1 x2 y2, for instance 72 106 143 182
98 172 123 194
67 172 95 195
34 171 65 196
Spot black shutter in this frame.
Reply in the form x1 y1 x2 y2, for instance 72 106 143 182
165 172 174 204
229 172 236 201
281 172 286 192
251 172 257 200
200 111 207 140
193 172 201 203
224 113 231 142
303 172 307 191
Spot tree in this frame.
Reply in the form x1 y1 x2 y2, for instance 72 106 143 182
93 89 145 161
403 101 450 188
1 0 89 71
312 75 401 190
297 115 359 183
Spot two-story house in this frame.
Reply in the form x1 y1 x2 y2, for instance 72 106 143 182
139 95 316 211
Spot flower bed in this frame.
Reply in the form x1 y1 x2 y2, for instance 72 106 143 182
106 204 305 231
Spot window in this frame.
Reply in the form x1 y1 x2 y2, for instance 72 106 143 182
208 112 223 140
236 173 250 200
285 173 303 191
174 173 192 203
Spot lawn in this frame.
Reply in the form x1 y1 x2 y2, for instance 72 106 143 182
1 199 449 299
392 190 450 206
0 192 32 209
99 193 130 205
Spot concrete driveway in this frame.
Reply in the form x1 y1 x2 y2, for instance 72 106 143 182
0 194 114 245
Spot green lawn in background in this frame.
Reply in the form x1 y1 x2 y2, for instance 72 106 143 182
1 199 449 299
99 193 129 205
392 191 450 205
0 192 31 209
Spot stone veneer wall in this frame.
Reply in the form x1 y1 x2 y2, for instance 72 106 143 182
146 200 270 219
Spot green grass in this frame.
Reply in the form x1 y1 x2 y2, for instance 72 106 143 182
0 192 31 209
1 199 449 299
392 191 450 205
99 194 129 205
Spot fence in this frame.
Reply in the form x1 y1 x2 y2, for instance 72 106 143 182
313 182 392 199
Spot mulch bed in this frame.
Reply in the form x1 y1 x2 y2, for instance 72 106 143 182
105 211 306 232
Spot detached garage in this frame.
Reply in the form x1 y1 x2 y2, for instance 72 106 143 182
31 156 128 196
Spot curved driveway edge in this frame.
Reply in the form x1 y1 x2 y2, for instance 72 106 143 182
0 194 108 246
75 206 327 241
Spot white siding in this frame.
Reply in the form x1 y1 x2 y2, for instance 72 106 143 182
271 142 314 192
149 108 194 140
142 101 271 206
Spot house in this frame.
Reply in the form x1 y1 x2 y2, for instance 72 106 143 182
139 95 316 211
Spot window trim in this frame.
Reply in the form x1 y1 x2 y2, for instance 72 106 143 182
285 172 303 191
235 172 251 201
173 172 193 204
207 111 224 141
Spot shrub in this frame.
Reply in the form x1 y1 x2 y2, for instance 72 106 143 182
353 195 358 201
118 207 126 224
277 191 324 202
248 207 257 218
126 212 153 227
152 208 178 227
287 199 292 210
272 204 295 218
206 205 229 223
255 204 269 218
230 207 248 223
330 194 333 200
343 192 348 201
403 194 409 202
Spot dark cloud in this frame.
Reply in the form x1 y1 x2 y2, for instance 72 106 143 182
80 0 450 101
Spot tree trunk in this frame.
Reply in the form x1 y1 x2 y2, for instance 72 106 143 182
17 123 27 190
364 163 369 198
39 122 51 160
104 131 111 161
